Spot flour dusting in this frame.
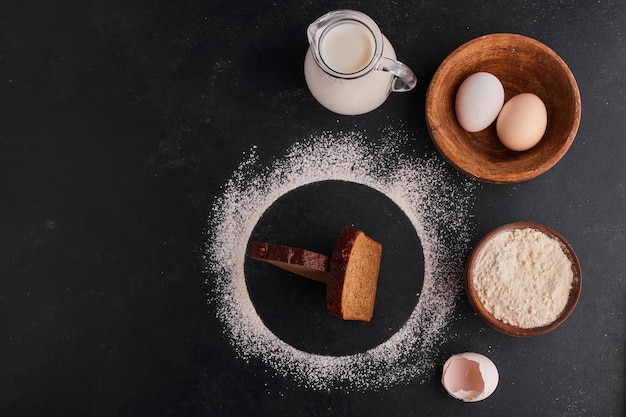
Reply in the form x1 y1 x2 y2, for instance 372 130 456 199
206 130 476 390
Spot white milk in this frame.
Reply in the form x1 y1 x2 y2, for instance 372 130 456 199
304 22 396 115
320 23 375 74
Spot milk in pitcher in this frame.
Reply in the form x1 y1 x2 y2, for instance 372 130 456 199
320 22 375 74
304 21 397 115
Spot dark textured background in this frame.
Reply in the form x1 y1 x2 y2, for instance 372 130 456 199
1 1 624 416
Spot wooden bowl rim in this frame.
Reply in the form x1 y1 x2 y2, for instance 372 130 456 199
426 33 582 184
464 221 582 337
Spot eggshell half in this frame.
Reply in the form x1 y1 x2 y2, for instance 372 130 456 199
442 352 499 402
455 72 505 132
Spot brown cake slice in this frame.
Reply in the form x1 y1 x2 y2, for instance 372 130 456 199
326 226 382 322
247 226 382 322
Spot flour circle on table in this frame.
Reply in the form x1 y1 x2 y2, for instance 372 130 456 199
246 179 425 356
207 130 476 390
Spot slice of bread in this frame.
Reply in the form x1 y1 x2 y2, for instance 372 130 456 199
248 241 329 283
247 226 383 322
326 226 382 322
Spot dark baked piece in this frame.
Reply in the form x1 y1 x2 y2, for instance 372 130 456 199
248 241 329 283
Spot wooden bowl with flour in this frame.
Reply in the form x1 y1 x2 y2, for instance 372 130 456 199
465 222 582 337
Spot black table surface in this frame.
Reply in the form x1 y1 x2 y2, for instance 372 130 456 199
2 1 625 416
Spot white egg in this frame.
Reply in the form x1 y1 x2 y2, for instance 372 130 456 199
455 72 505 132
441 352 499 402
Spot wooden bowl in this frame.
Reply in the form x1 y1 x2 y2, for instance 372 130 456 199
426 33 581 183
465 222 582 337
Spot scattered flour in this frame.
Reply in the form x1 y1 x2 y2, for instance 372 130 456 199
206 130 476 390
473 228 574 328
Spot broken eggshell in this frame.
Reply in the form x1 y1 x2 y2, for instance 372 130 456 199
442 352 499 402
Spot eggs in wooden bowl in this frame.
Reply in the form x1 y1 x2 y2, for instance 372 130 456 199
425 33 581 183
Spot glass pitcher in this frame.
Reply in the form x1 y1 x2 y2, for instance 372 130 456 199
304 9 417 115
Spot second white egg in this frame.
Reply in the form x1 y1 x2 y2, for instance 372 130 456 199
455 72 505 132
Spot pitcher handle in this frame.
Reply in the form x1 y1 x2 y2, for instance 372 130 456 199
378 57 417 92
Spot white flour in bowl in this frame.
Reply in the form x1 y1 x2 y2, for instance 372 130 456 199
206 130 476 390
473 228 574 328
